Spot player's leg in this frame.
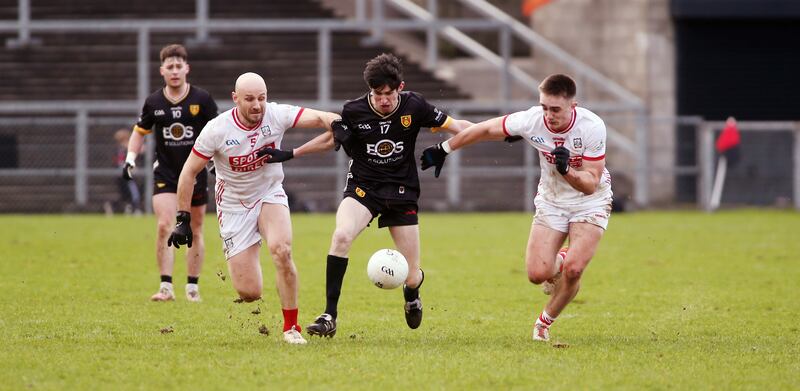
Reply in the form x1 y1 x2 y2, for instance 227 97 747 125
184 172 208 302
308 197 372 337
388 224 425 329
227 243 263 302
526 202 569 340
220 206 264 302
185 203 206 302
151 192 178 301
545 222 604 318
257 203 305 344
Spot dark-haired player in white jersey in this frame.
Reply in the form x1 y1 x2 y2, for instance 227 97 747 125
260 53 473 337
421 74 613 342
123 44 218 303
167 72 340 344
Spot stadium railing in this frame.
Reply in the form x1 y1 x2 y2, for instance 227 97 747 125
0 0 689 211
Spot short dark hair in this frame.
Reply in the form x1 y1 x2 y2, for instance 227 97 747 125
538 74 576 99
160 44 188 63
363 53 403 90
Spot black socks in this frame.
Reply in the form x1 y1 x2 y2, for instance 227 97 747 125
324 255 349 319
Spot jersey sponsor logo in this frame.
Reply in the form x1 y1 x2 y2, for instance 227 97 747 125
225 139 240 146
228 142 275 172
366 139 404 158
355 187 366 198
171 107 182 119
154 109 166 116
190 105 200 116
401 115 412 128
156 182 166 188
530 135 545 144
357 123 371 130
573 138 582 149
542 151 583 168
163 123 194 140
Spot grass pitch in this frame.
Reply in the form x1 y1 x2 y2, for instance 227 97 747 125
0 210 798 390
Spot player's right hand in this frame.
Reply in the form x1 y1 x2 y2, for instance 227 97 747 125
420 143 448 178
331 119 353 156
167 211 193 249
122 161 135 180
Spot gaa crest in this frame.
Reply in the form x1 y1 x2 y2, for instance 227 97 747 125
401 115 412 128
189 104 200 116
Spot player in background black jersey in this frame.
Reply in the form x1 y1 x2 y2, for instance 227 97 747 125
122 44 218 302
259 53 472 337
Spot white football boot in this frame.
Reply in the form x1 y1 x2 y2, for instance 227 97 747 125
185 283 202 302
150 282 175 301
532 321 550 342
283 325 308 345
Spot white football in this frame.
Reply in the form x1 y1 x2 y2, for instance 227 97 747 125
367 249 409 289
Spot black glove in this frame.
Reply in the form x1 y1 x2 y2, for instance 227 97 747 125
256 147 294 163
122 161 135 180
504 135 523 143
331 119 354 156
420 143 448 178
551 146 570 175
167 211 193 249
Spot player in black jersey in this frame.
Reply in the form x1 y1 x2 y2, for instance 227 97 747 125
122 44 218 302
259 53 472 336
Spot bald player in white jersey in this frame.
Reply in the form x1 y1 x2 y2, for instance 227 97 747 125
420 74 612 342
168 72 340 345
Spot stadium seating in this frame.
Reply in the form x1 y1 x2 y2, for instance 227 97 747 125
0 0 471 212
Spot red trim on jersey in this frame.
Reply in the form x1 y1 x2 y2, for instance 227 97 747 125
543 108 576 134
583 154 605 161
291 107 305 128
232 108 263 131
215 179 225 207
501 115 511 137
192 148 211 160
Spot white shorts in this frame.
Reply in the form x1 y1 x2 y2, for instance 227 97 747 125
533 197 612 233
216 187 289 260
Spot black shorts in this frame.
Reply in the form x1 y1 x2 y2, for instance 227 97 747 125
344 182 418 228
153 167 208 206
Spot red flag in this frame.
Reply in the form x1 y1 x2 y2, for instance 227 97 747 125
716 117 740 153
522 0 552 17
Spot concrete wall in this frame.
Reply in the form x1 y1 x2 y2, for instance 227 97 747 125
531 0 675 204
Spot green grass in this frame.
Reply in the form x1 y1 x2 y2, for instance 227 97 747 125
0 210 798 390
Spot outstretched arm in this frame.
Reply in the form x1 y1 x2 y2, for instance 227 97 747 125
258 108 341 162
433 116 474 135
420 116 506 178
446 116 507 151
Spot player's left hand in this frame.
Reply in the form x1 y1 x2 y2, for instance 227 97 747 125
167 211 193 249
420 143 448 178
552 146 570 175
256 147 294 163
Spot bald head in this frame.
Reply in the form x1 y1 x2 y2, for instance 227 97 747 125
234 72 267 94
